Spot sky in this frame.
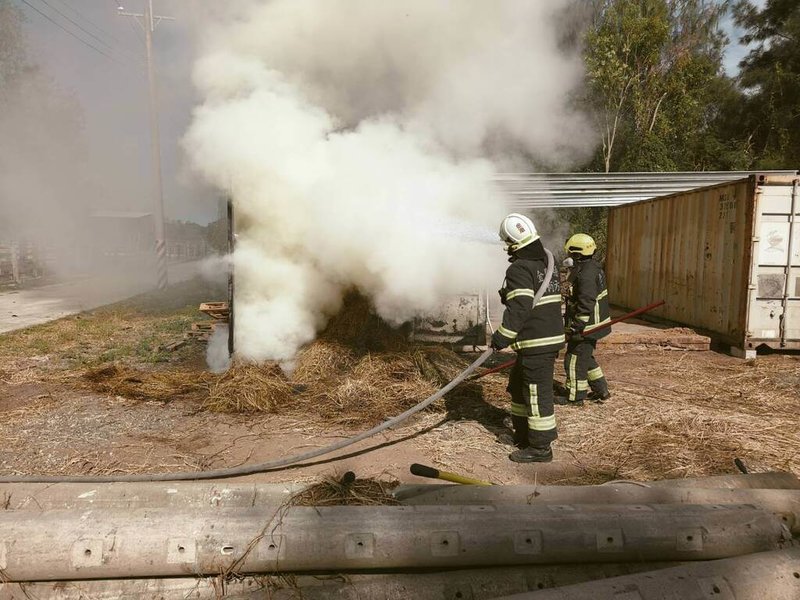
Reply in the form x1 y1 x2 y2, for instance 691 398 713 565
721 0 766 76
17 0 221 225
13 0 765 227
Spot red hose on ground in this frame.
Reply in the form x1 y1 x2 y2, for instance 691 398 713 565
473 299 666 380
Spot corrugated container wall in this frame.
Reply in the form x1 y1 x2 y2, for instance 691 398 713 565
606 173 800 356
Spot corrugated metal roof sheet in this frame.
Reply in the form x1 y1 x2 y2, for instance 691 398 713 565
495 170 799 208
90 211 153 219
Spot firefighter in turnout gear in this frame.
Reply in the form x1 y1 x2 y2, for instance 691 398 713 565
558 233 611 406
491 214 565 463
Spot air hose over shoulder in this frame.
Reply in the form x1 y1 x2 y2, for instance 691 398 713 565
0 251 555 483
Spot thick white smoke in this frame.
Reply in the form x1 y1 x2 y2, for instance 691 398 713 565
184 0 593 364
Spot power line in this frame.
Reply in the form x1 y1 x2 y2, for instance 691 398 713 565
36 0 144 66
126 15 145 43
51 0 133 49
104 0 145 45
17 0 142 70
17 0 124 64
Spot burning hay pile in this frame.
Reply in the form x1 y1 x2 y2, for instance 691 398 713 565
204 294 470 426
82 294 474 427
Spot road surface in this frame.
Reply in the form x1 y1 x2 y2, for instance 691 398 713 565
0 261 202 334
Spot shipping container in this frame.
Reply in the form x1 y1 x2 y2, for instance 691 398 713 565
606 173 800 357
410 293 487 348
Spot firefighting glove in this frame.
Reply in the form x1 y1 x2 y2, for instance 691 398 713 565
498 287 508 306
564 321 583 341
490 330 509 350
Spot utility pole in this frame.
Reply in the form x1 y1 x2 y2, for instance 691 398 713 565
119 2 174 290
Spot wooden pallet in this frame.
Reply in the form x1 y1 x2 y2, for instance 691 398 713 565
186 321 224 341
199 302 229 321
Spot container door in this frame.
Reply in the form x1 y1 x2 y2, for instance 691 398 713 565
411 293 488 349
748 179 800 349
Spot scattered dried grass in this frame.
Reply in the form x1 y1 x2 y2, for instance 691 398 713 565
201 293 470 426
552 352 800 483
292 340 359 384
288 474 400 506
70 294 473 428
82 364 213 403
204 363 294 413
315 293 408 352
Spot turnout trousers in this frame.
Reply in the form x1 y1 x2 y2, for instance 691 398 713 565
506 351 559 448
563 337 609 402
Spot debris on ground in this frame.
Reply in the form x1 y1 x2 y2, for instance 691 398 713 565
0 280 798 484
82 364 213 403
288 473 400 506
202 293 470 427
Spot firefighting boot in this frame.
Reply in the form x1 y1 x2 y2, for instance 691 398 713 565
554 396 584 407
497 415 530 448
509 445 553 463
587 390 611 403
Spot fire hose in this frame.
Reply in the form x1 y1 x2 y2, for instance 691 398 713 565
0 252 556 483
471 299 666 381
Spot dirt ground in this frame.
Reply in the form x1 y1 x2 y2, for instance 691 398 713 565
0 279 798 486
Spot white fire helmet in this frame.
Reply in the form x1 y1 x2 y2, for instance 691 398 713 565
498 213 539 252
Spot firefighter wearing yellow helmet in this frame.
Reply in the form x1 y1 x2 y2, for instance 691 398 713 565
491 213 565 463
557 233 611 406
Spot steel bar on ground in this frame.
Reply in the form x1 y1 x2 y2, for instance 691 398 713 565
0 481 304 511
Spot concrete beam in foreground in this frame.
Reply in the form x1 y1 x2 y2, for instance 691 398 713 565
492 547 800 600
0 562 685 600
0 504 789 581
396 485 800 533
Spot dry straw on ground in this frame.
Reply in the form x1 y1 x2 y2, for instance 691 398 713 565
205 363 295 413
82 364 213 403
200 293 469 426
553 351 800 483
288 474 400 506
78 293 472 427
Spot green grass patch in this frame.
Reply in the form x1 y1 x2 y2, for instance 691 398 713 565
0 276 222 368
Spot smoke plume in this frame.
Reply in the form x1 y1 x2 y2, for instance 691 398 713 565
184 0 594 364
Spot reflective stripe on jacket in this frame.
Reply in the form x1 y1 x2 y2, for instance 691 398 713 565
566 258 611 340
495 257 565 355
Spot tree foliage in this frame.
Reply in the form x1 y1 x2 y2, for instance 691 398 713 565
564 0 800 253
733 0 800 167
0 0 29 99
583 0 740 172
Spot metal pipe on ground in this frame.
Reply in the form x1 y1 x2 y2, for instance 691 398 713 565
0 563 688 600
0 505 789 581
396 485 800 534
491 547 800 600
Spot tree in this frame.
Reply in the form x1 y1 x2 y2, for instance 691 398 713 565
734 0 800 168
0 0 29 100
583 0 736 172
0 0 93 252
